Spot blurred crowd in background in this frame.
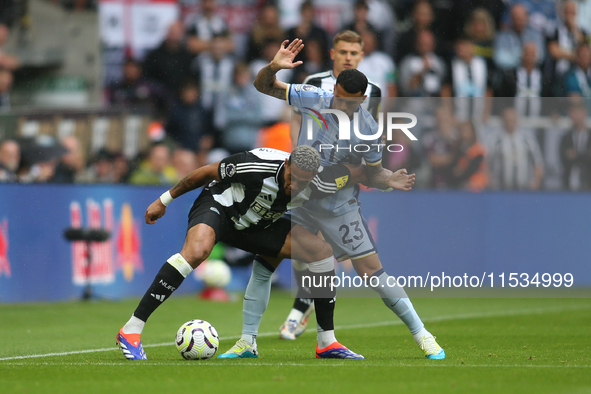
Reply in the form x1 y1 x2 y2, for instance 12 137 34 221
0 0 591 191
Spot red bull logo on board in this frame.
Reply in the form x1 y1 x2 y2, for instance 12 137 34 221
0 218 11 278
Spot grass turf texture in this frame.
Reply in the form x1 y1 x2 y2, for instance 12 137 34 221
1 293 590 394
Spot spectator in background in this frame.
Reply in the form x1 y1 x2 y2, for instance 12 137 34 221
396 0 458 57
216 62 263 154
0 24 19 71
256 106 292 153
196 134 216 169
0 139 19 182
383 125 421 175
171 148 198 179
547 0 590 95
286 0 330 67
395 1 435 64
464 8 496 74
495 42 547 118
441 36 492 121
450 121 488 192
442 36 492 122
399 30 445 97
489 107 544 190
17 136 67 183
186 0 233 56
52 135 85 183
143 21 199 98
357 29 397 107
563 45 591 98
358 0 398 58
454 0 506 32
128 143 176 185
538 111 567 191
501 0 557 37
112 152 130 183
249 39 292 125
343 0 383 50
166 79 208 151
0 68 12 111
106 58 169 116
422 105 459 189
245 3 284 62
195 33 235 133
78 148 116 184
494 4 545 71
560 102 591 190
290 38 330 84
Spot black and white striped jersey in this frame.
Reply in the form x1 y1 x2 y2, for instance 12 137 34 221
208 148 351 231
303 70 382 119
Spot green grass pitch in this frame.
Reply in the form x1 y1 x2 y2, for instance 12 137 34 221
1 293 590 394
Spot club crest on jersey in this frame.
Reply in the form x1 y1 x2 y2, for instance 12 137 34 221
302 84 316 91
226 163 236 178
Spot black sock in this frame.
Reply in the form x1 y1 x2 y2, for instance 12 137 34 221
293 297 313 313
293 265 313 313
134 262 185 322
313 269 337 331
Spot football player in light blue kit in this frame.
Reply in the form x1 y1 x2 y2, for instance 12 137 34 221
254 38 445 359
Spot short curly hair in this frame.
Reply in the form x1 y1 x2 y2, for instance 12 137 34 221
289 145 320 172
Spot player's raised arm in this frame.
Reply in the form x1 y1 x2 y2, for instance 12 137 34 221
144 162 221 224
254 39 304 100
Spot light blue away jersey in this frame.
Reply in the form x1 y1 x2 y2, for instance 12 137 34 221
287 83 382 215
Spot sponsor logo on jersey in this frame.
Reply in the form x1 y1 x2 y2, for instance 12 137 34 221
220 163 226 179
250 201 283 221
335 175 349 190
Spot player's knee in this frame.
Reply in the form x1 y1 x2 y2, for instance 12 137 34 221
180 246 212 268
352 258 382 277
312 240 333 261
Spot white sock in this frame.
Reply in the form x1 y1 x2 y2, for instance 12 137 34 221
240 333 257 346
412 327 431 343
123 315 145 335
286 308 304 323
317 330 337 349
242 258 273 337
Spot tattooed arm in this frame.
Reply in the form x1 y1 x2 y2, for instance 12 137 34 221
253 39 304 100
144 162 221 224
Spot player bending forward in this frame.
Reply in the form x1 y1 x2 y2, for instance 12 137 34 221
253 38 445 359
116 145 414 360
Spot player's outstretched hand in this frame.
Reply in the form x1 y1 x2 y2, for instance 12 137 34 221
271 39 304 71
388 169 415 191
145 199 166 224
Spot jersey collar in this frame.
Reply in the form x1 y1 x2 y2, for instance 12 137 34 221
276 160 285 187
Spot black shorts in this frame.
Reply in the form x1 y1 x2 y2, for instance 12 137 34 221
187 190 292 258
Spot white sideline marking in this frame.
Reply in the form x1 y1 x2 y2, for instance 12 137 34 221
0 303 589 362
0 362 589 368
